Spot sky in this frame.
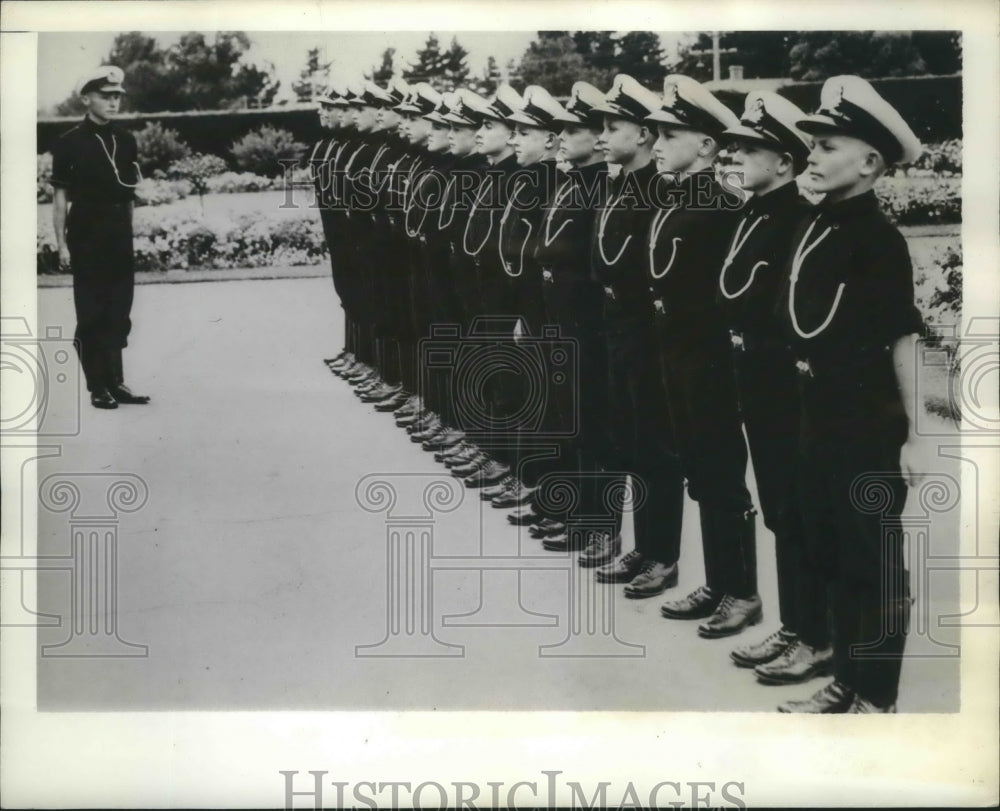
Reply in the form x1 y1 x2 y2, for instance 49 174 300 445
36 30 686 112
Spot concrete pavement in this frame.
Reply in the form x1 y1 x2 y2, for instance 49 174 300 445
33 277 960 711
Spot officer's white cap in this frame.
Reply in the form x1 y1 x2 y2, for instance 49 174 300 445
723 91 812 165
796 75 922 164
481 83 523 123
76 65 126 96
645 74 740 136
553 81 607 127
592 74 662 124
505 85 566 131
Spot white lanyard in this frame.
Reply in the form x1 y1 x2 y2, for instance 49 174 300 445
788 216 843 339
718 214 767 300
94 132 141 189
542 178 574 247
462 173 497 257
498 179 531 277
438 175 457 229
647 206 682 280
597 181 634 267
404 166 434 238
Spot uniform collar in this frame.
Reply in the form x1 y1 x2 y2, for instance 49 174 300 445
747 179 802 215
818 188 880 218
81 115 115 132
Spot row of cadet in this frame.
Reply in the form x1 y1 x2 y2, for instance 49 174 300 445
313 70 925 714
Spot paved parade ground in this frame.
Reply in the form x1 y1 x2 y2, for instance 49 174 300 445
33 275 961 712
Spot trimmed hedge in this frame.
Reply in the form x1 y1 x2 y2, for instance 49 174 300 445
38 107 325 164
714 74 961 143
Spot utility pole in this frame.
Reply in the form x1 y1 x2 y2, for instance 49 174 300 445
689 31 738 82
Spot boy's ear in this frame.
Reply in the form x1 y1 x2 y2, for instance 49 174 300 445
637 124 651 145
859 147 886 178
699 133 720 158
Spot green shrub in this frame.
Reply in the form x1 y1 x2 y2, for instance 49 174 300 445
134 122 192 176
167 153 228 201
875 177 961 226
134 178 192 207
230 125 307 178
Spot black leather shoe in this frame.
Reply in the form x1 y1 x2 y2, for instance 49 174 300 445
445 449 481 468
406 414 439 433
374 391 410 411
109 385 149 405
594 549 644 583
847 695 897 713
698 594 763 638
464 461 510 488
507 508 541 526
424 428 465 451
435 441 472 461
754 639 834 685
541 530 592 552
528 518 565 538
777 680 855 714
90 388 118 409
394 398 421 417
410 420 444 441
730 627 797 668
491 481 535 508
623 560 678 599
480 477 512 500
577 532 622 568
659 586 720 620
363 384 402 403
451 455 489 478
357 383 388 400
396 413 422 428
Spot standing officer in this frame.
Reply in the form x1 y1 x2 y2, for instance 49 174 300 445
717 92 834 680
486 85 567 509
313 83 351 370
643 75 761 637
523 81 614 553
51 65 150 409
585 75 686 599
448 85 524 490
776 76 925 713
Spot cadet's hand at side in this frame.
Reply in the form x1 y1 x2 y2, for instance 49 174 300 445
58 245 71 271
899 436 927 488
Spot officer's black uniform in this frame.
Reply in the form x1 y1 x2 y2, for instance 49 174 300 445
496 158 564 489
533 160 613 527
591 162 685 559
717 180 829 644
778 189 923 708
461 153 521 468
648 168 757 600
51 115 141 397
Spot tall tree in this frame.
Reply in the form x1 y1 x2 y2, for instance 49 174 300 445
441 37 471 91
54 30 279 113
169 32 278 109
293 47 333 102
788 31 926 81
911 31 962 75
616 31 667 88
517 31 612 96
402 33 448 88
572 31 617 72
365 47 396 84
101 31 180 112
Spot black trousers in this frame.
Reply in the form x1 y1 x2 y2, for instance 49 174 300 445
797 389 911 707
67 202 135 392
604 318 684 562
736 343 829 644
658 329 756 598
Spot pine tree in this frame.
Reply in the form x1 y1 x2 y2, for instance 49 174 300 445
365 47 396 84
441 37 471 91
292 47 333 102
402 33 449 90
